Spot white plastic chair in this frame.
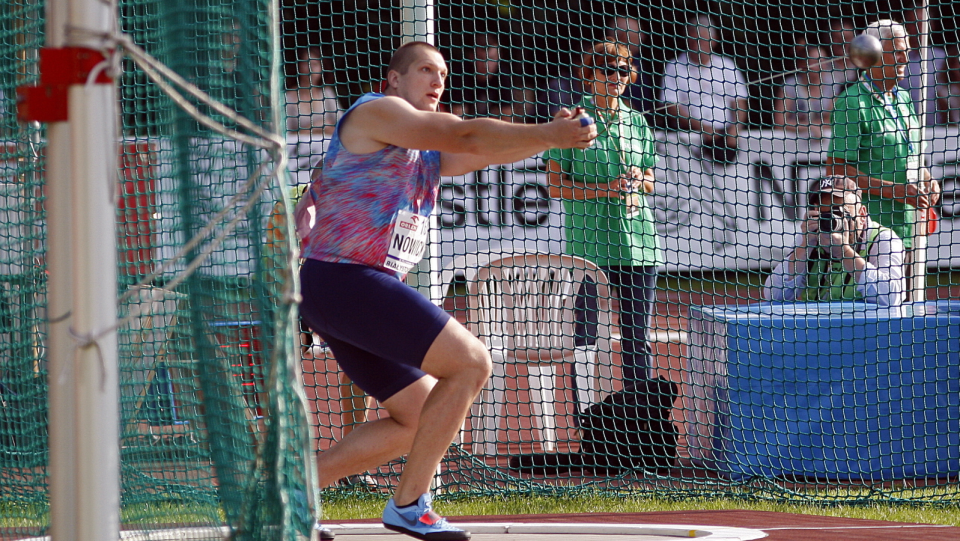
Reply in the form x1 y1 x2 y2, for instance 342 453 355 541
465 253 614 455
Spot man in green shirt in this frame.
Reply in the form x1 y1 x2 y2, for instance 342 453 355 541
826 19 939 280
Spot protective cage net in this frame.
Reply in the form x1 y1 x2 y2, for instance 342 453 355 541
1 0 318 540
2 0 960 538
286 0 960 507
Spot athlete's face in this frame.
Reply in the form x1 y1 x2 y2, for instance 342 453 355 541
395 49 448 112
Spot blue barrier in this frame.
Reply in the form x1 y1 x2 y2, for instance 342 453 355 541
687 302 960 481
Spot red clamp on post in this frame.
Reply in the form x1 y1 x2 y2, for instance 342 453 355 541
17 47 113 123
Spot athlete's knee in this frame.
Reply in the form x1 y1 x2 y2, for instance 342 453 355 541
384 376 434 429
424 320 490 381
427 329 490 390
458 335 492 390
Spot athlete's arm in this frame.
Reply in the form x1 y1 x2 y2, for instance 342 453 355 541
340 97 596 175
438 108 595 176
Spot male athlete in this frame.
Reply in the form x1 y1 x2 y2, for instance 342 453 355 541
295 41 597 541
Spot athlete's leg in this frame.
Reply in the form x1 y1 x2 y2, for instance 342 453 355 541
338 372 383 488
339 373 374 437
391 318 491 506
315 318 490 493
315 371 434 488
300 260 490 499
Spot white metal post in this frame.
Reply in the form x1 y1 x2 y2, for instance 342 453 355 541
47 0 121 539
400 0 443 306
401 0 435 47
401 0 448 491
911 2 931 302
69 81 120 541
45 0 77 539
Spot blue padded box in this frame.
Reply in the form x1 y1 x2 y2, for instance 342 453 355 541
687 302 960 480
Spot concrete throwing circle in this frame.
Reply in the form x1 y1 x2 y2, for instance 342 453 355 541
17 523 767 540
326 522 768 540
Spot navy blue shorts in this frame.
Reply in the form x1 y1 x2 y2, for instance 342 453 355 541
299 259 451 402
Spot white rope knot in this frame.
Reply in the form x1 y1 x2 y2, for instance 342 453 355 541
57 25 122 85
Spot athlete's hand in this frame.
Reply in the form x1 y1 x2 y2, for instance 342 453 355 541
547 107 598 149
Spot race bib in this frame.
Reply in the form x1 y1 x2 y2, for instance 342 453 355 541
384 209 429 274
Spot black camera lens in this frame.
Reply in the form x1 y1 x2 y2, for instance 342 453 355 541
818 207 847 233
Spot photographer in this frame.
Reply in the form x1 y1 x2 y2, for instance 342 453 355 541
764 176 905 308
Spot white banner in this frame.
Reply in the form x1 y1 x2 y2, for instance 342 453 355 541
4 130 955 278
422 128 960 272
144 128 960 276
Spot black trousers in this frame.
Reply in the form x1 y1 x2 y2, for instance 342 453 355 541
575 265 659 383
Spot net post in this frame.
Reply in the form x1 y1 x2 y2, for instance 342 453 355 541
400 0 443 309
68 73 121 541
45 0 122 539
910 0 931 302
44 1 78 540
401 0 435 47
401 0 446 493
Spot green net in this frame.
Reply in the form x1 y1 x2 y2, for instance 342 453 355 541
2 0 960 538
0 0 51 531
285 0 960 507
2 0 317 539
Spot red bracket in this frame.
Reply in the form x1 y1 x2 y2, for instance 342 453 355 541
17 47 113 123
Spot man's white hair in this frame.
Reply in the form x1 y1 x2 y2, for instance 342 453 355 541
864 19 907 42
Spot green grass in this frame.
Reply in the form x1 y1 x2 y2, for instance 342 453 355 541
5 495 958 530
0 501 222 530
321 495 960 526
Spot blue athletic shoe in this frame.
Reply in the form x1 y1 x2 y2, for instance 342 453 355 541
382 493 470 541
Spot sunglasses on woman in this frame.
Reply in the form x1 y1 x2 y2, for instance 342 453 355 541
596 63 632 77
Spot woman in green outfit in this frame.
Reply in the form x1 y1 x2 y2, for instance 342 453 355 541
544 41 663 383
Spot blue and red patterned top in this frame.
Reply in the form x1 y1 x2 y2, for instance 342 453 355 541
295 93 442 279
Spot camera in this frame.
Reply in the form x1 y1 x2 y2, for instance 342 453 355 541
818 206 852 234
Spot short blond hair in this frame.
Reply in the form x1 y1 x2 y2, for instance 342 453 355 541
387 41 441 77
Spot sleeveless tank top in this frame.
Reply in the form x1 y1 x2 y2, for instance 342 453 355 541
295 93 442 278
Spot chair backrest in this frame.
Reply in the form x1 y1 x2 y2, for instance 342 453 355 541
466 253 611 362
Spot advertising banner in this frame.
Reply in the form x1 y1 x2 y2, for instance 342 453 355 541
424 128 960 272
240 128 960 276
